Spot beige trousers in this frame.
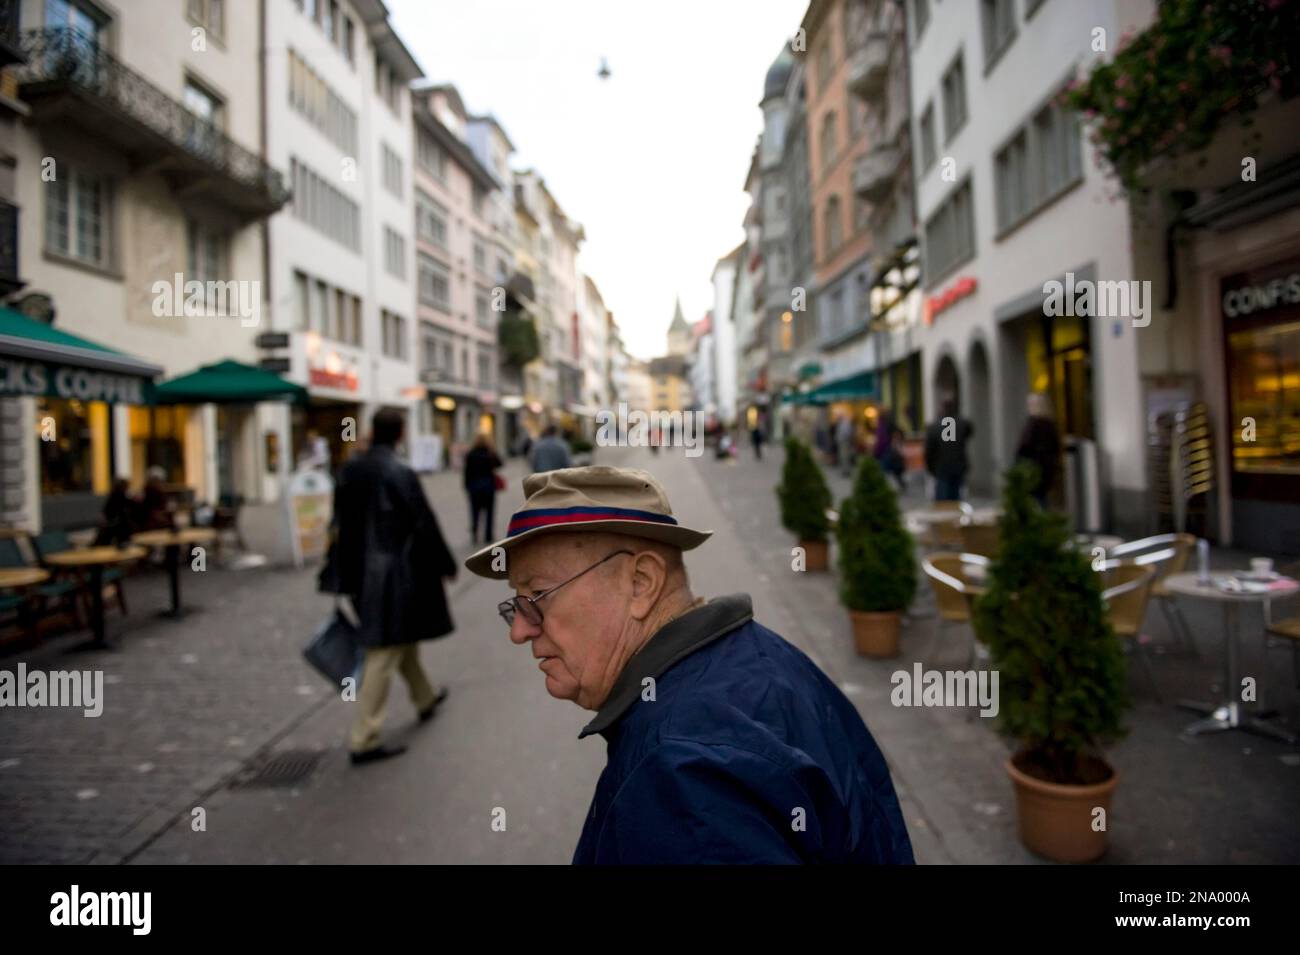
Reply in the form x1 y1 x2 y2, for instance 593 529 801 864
349 643 437 753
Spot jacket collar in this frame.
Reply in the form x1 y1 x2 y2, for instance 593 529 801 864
579 593 753 739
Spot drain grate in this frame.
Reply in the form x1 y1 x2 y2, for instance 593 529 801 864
229 749 323 789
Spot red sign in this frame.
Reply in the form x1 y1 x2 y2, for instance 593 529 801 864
925 276 978 326
309 367 358 391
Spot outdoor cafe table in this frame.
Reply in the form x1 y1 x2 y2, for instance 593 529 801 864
0 567 50 590
131 527 218 619
1164 570 1300 743
43 546 148 651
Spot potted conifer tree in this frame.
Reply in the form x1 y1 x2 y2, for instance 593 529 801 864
974 463 1129 863
777 437 833 571
836 455 916 657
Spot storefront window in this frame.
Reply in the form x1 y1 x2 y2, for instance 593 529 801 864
128 405 188 486
1026 314 1094 439
1228 319 1300 475
37 398 105 495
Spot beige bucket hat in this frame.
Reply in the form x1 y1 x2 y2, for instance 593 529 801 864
464 465 712 579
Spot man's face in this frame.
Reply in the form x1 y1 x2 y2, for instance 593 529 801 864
506 536 628 710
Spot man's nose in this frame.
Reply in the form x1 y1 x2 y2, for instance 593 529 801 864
508 612 538 645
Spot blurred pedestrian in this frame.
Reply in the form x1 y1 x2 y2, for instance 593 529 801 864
94 478 136 546
139 466 171 530
463 434 503 545
1016 392 1062 508
530 424 572 473
924 399 974 502
834 411 855 476
330 409 456 766
750 413 766 461
874 410 905 491
465 466 914 864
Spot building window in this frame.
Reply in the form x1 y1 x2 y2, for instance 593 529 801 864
381 142 403 197
186 220 227 287
187 0 224 41
375 60 400 113
1227 319 1300 477
823 195 843 257
941 51 968 144
383 226 406 279
293 270 310 330
290 157 361 251
477 345 493 389
416 130 447 181
418 252 451 311
924 178 976 285
473 238 487 275
912 0 930 44
45 165 113 269
981 0 1017 73
993 88 1083 235
416 190 449 249
381 310 408 361
820 112 838 173
919 101 937 171
45 0 107 46
853 193 870 233
342 15 355 66
182 76 225 159
288 49 358 155
475 287 491 328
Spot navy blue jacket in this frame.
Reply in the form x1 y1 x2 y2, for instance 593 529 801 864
572 594 914 864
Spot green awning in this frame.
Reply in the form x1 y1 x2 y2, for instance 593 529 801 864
797 361 822 380
783 370 878 405
0 305 162 403
153 359 307 405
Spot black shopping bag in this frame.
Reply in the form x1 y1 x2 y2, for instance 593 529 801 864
303 609 362 689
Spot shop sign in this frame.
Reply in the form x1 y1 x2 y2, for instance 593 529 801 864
1222 271 1300 318
0 357 148 403
285 469 332 568
924 276 978 326
308 367 358 391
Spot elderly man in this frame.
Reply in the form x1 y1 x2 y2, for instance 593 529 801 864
466 466 913 864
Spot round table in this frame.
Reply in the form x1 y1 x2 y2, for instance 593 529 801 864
132 527 218 618
1163 570 1300 742
44 546 148 650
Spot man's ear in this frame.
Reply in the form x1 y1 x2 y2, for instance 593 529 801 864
627 550 668 621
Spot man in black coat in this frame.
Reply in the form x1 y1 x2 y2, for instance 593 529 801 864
923 398 974 501
331 409 457 765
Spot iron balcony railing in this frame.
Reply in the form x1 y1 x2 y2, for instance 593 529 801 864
15 27 288 208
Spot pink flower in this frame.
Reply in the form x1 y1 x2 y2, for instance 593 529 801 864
1115 73 1131 90
1115 96 1129 109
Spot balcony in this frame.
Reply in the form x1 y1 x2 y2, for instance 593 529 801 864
847 32 890 101
854 143 901 203
0 198 19 295
0 0 22 67
15 28 288 220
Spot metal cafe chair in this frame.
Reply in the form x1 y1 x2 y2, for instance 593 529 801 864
1264 561 1300 690
958 520 1000 559
1107 533 1197 655
922 552 991 669
1097 559 1161 700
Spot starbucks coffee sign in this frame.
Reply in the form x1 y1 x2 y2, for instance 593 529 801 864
0 357 149 403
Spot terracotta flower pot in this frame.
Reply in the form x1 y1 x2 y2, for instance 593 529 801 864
799 538 828 572
849 609 900 658
1005 753 1119 863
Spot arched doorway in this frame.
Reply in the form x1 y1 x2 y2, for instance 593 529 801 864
967 339 994 497
933 353 960 417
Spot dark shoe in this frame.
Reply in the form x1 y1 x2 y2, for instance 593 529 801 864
349 744 407 766
418 687 450 723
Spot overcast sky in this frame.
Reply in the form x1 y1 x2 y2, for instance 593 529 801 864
386 0 806 360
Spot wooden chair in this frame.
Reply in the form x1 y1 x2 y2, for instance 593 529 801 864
0 533 86 632
959 521 1000 559
922 552 991 668
1107 533 1197 655
33 529 128 618
1097 560 1161 700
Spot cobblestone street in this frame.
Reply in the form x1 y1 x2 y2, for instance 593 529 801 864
3 446 1299 864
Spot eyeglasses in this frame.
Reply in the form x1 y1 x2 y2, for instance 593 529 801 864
498 549 633 627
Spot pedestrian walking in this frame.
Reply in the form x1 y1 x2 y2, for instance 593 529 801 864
465 466 913 864
923 399 974 502
530 424 572 473
874 410 906 491
1015 392 1062 508
463 434 503 545
750 412 766 461
329 409 456 766
835 411 855 476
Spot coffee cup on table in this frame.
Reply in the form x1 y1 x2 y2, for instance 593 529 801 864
1251 557 1273 578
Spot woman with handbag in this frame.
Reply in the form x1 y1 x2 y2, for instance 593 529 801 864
463 434 504 546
